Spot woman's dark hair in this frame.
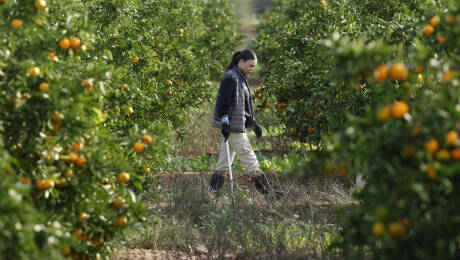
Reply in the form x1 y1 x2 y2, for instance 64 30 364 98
226 49 257 71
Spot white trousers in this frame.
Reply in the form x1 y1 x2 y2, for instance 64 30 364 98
215 132 260 174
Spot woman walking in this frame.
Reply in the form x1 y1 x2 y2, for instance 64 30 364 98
209 49 283 199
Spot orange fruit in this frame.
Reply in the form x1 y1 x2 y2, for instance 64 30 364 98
377 106 391 122
59 38 71 50
388 221 406 238
451 149 460 160
11 19 22 30
72 143 82 152
75 155 86 167
116 216 128 227
390 62 409 81
21 177 31 184
153 113 158 119
133 142 144 153
411 124 423 136
133 56 139 63
424 139 439 154
10 18 25 30
391 101 409 118
29 67 40 76
165 80 173 87
178 28 184 34
277 84 283 89
73 228 83 238
265 103 271 109
374 65 389 82
64 168 74 178
35 0 46 9
423 24 434 35
316 33 321 39
415 66 424 73
156 44 162 50
427 168 438 180
372 222 385 238
437 35 446 43
142 134 152 145
166 90 173 96
445 131 458 146
442 70 454 82
255 88 261 93
118 172 130 183
429 16 440 27
38 82 49 92
67 152 78 163
307 127 314 134
144 167 150 173
111 197 124 209
61 247 71 256
445 15 455 24
70 37 81 49
319 0 327 8
120 84 127 91
125 107 134 115
78 212 88 222
288 128 296 135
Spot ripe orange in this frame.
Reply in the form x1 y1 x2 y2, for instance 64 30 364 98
319 0 327 8
153 113 158 119
133 56 139 63
415 65 424 73
118 172 130 183
78 212 88 222
125 107 134 115
178 28 184 34
144 167 151 173
255 88 261 93
288 128 296 135
165 80 173 87
120 84 127 91
451 149 460 160
389 62 409 81
377 107 391 122
72 143 82 152
133 142 144 153
48 52 58 61
374 65 389 82
316 33 321 39
372 222 385 238
427 168 438 180
388 222 406 238
166 90 173 96
429 16 440 27
435 149 451 161
21 177 31 184
75 155 86 167
29 67 40 76
111 197 124 209
116 216 128 227
35 0 46 9
424 139 439 155
391 101 409 118
67 152 78 163
142 134 152 145
59 38 71 50
442 70 454 82
337 164 346 176
39 82 49 92
437 35 446 43
70 37 81 49
423 24 434 35
11 19 22 30
265 103 271 109
156 44 162 50
307 127 314 134
445 15 455 24
73 228 83 238
445 131 458 146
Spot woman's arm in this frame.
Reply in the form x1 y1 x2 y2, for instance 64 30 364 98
216 76 236 118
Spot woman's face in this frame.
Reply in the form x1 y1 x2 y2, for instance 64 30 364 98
238 58 257 75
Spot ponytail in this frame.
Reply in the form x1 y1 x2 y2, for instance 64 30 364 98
225 49 256 72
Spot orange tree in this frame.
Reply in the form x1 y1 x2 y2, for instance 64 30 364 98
0 0 167 258
253 0 444 146
297 3 459 258
86 0 243 133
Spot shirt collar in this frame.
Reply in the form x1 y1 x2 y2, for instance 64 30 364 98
232 65 248 81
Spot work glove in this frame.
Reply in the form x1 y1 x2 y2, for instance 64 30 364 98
254 121 263 139
221 115 230 141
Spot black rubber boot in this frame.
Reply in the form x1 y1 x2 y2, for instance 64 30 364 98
210 173 224 193
254 174 284 199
